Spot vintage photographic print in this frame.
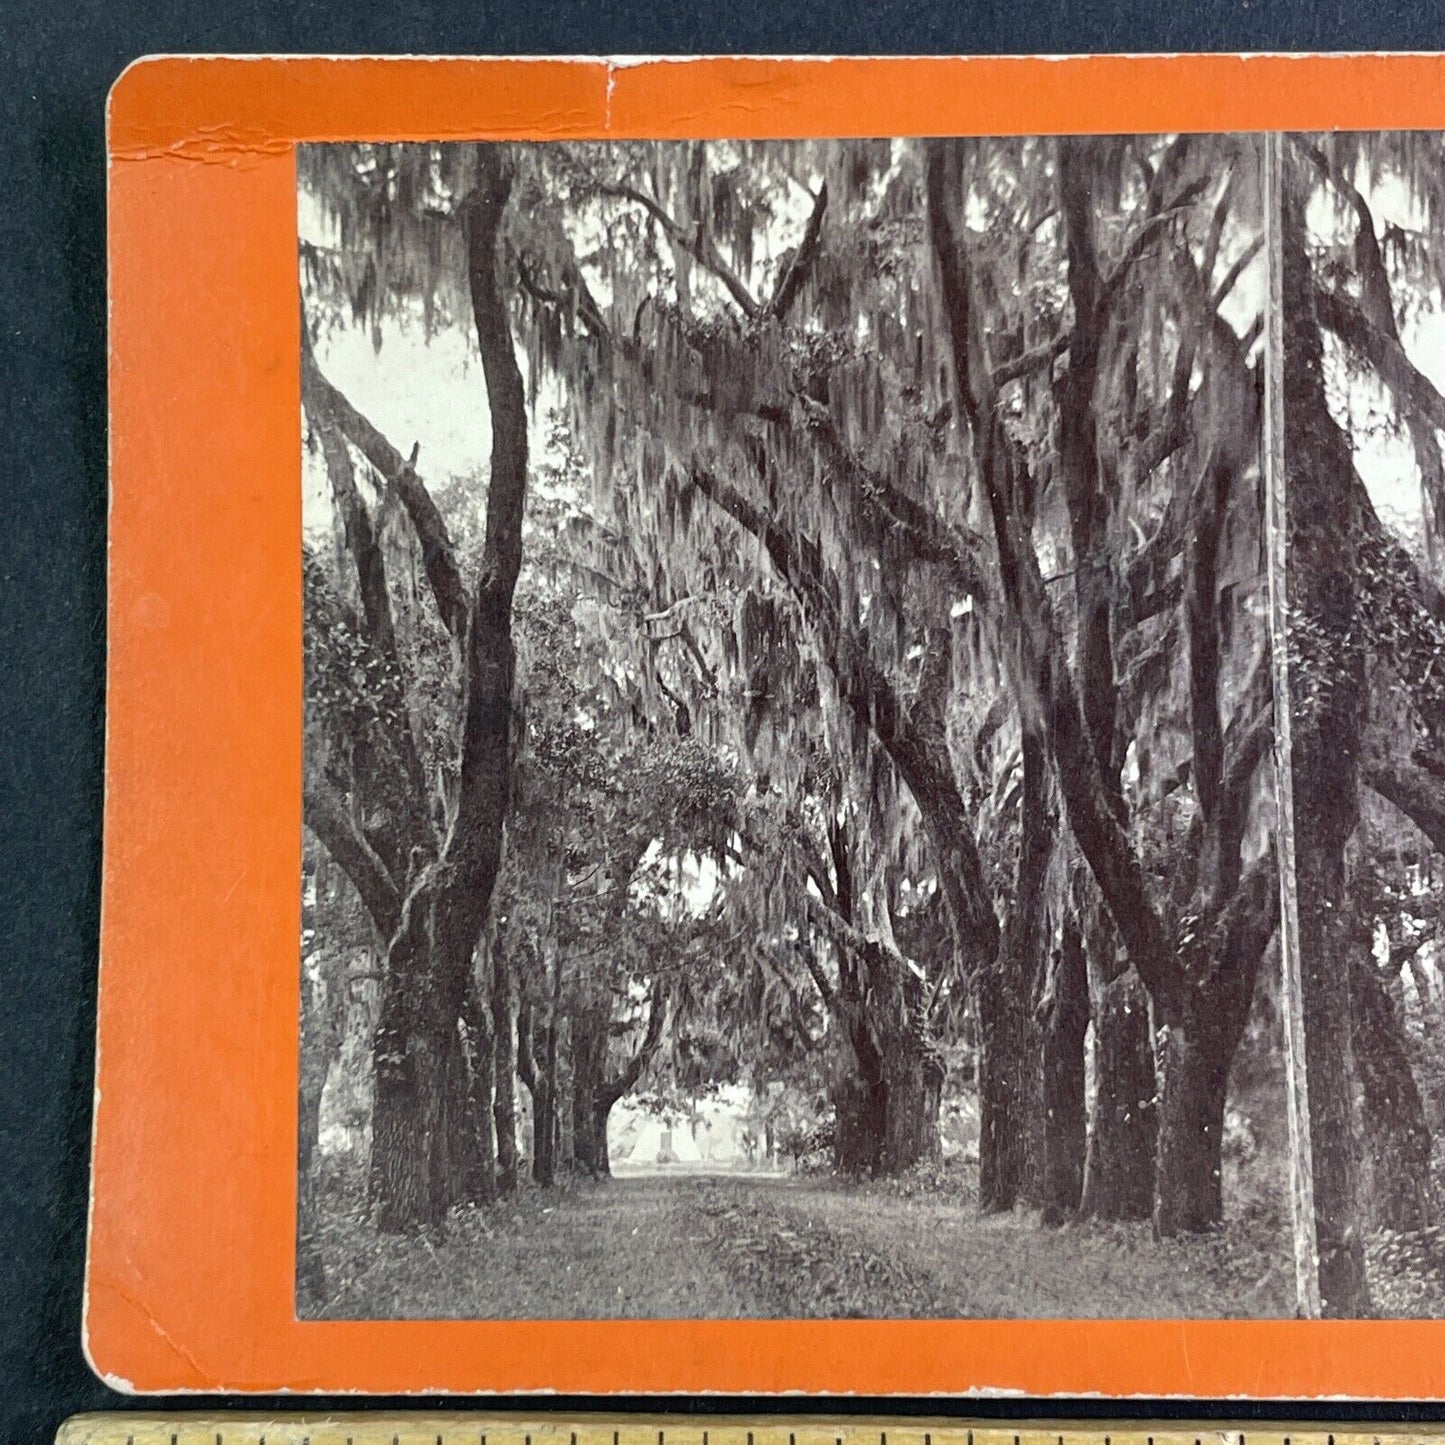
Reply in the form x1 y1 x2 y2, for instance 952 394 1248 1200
295 129 1445 1323
1275 133 1445 1316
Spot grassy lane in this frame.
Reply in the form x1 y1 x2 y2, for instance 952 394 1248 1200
724 1178 1293 1317
312 1171 1303 1320
315 1174 772 1319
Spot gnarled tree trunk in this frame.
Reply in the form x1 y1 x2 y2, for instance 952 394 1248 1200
491 928 520 1196
1282 158 1371 1313
306 143 530 1233
834 962 942 1178
516 997 550 1185
1351 952 1434 1232
570 992 613 1177
296 937 339 1308
369 907 447 1228
1153 855 1276 1237
531 1010 560 1187
686 472 995 1185
806 831 944 1180
974 960 1033 1210
979 730 1055 1212
446 970 496 1207
571 978 668 1178
882 1043 945 1175
1152 999 1233 1235
928 136 1279 1245
1081 966 1157 1221
1037 906 1090 1224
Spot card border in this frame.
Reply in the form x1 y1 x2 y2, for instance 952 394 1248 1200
93 52 1445 1397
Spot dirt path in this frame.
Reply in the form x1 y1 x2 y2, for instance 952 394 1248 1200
314 1172 1293 1320
705 1177 1291 1317
320 1174 762 1319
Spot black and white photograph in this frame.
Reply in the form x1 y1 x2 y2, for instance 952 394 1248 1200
1276 133 1445 1316
296 131 1445 1322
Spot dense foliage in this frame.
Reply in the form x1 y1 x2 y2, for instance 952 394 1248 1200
296 133 1445 1319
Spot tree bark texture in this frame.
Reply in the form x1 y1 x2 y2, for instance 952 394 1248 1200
491 930 520 1196
1281 159 1372 1314
342 143 532 1230
1037 904 1091 1223
1351 952 1435 1232
977 730 1056 1212
927 136 1278 1240
1080 967 1157 1221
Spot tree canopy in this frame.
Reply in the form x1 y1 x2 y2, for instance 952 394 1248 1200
296 132 1445 1320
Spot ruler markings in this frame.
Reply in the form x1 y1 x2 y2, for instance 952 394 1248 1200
56 1424 1445 1445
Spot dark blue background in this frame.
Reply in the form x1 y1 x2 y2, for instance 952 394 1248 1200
6 4 1445 1440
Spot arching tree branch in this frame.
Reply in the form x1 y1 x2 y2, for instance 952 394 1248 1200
928 136 1183 1009
599 978 668 1109
1315 285 1445 436
303 775 401 940
300 342 470 639
806 892 926 984
1299 134 1445 554
686 459 1000 964
1365 752 1445 858
767 181 828 321
593 177 762 320
302 330 399 656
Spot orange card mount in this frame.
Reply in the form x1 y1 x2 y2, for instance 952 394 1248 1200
96 53 1445 1396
